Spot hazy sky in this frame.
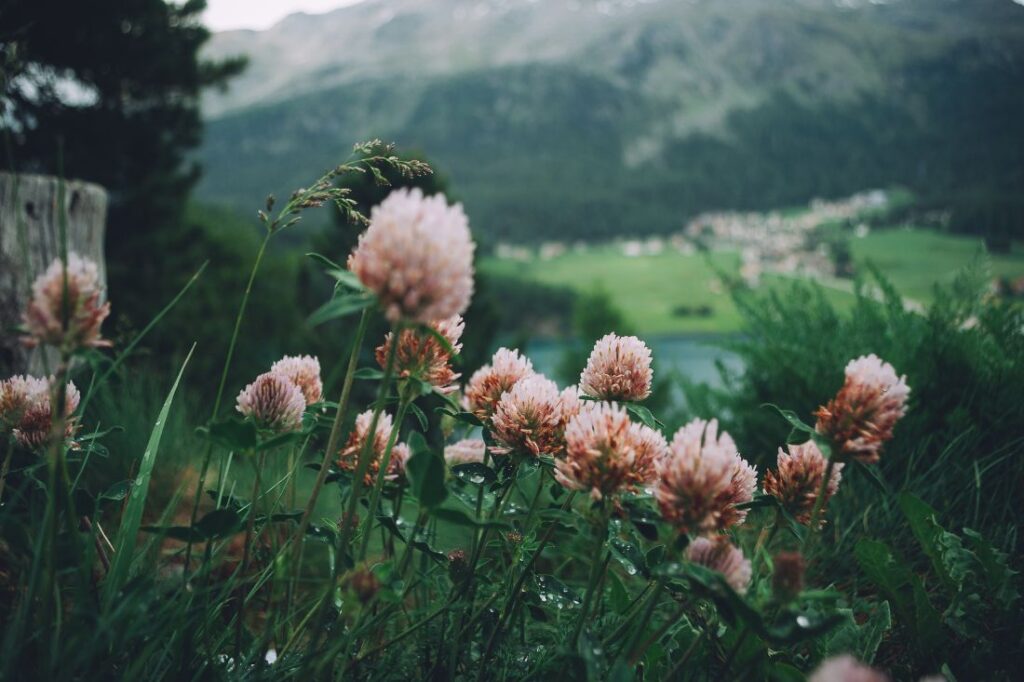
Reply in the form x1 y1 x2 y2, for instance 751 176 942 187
202 0 365 32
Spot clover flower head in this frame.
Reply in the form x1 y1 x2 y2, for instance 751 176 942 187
686 536 752 595
236 372 306 433
377 315 464 394
490 375 565 457
347 188 475 323
270 355 323 405
654 418 756 533
23 253 110 350
579 333 653 401
463 347 535 421
815 354 909 464
763 440 843 526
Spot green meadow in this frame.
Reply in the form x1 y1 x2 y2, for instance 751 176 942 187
481 228 1024 336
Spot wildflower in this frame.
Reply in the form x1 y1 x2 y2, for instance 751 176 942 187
337 511 361 535
463 348 534 421
270 355 323 405
763 441 843 526
808 655 888 682
579 333 653 401
4 376 79 451
0 375 48 429
448 549 471 585
559 384 583 425
772 551 805 601
346 568 381 605
236 372 305 433
814 354 910 464
489 375 565 457
347 188 475 323
386 442 411 482
685 536 752 595
22 253 111 351
654 418 757 533
444 439 487 467
337 410 399 486
554 402 667 500
376 315 463 394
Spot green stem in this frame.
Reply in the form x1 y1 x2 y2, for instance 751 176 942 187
621 578 665 660
802 457 837 556
0 438 11 504
663 629 706 681
397 510 429 579
234 453 264 658
185 231 272 578
570 504 612 648
718 626 750 681
478 489 577 673
289 307 369 588
336 321 401 561
358 390 413 561
628 594 687 665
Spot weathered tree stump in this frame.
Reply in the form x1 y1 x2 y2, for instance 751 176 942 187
0 172 108 376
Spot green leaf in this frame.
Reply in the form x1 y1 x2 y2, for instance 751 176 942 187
824 601 892 664
353 367 384 380
257 430 304 451
195 508 244 539
853 459 889 495
409 402 429 431
103 346 193 608
763 403 816 435
306 251 343 270
98 480 132 503
201 418 258 451
308 292 374 326
405 433 448 508
139 524 203 543
437 408 484 427
962 528 1020 607
625 404 663 430
450 463 496 486
324 268 364 291
411 540 448 563
854 538 944 659
899 493 963 594
609 537 648 578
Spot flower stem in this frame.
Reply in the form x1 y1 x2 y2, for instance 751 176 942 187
0 438 11 504
234 452 265 658
289 307 369 581
570 504 612 648
478 489 577 672
185 230 272 579
336 320 401 561
358 390 413 561
802 457 837 556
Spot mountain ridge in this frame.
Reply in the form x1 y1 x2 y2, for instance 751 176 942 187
196 0 1024 244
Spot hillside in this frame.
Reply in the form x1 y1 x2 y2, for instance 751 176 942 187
196 0 1024 245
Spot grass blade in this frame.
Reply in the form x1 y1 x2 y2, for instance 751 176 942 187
102 344 195 608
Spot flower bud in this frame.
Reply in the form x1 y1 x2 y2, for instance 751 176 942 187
772 551 805 602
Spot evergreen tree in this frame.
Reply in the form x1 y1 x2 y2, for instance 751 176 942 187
1 0 245 327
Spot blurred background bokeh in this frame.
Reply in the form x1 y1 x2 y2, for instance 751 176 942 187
3 0 1023 473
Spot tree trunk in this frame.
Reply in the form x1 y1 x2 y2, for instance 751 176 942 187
0 172 108 376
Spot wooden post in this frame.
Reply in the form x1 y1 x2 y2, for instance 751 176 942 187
0 172 108 376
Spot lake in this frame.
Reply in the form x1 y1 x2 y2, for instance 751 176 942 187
522 335 743 390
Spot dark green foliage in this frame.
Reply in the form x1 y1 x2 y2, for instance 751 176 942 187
682 260 1024 677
